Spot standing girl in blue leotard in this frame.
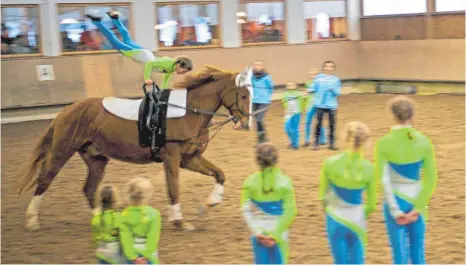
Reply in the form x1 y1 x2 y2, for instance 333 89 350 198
319 121 377 264
375 96 438 264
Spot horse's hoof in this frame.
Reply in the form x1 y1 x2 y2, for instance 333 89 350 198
26 219 40 231
181 221 196 231
173 220 197 231
198 205 206 217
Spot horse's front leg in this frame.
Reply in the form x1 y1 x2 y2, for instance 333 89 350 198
180 155 225 215
162 145 195 231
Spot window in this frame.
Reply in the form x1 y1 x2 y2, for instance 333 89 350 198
155 2 220 48
58 4 131 52
1 5 41 56
363 0 427 16
239 0 285 44
304 1 347 41
435 0 465 12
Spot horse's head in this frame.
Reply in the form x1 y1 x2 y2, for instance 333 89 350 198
175 65 251 130
220 66 251 130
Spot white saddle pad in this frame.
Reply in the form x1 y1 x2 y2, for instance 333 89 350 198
102 89 187 121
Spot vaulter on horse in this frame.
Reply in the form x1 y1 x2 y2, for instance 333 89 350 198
85 10 193 89
85 10 195 159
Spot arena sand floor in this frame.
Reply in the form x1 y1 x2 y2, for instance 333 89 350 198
1 94 464 264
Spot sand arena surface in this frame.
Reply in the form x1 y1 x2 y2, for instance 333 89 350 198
1 94 464 264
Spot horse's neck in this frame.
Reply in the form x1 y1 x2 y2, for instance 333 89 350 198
186 81 224 115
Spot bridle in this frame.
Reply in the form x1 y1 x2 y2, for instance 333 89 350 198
141 78 248 147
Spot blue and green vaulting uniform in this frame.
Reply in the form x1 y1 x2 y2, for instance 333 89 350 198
90 17 176 89
304 80 327 145
120 205 162 264
319 151 377 264
375 125 437 264
91 209 125 264
241 167 297 264
282 90 304 149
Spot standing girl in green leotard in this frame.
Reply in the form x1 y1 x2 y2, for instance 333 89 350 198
91 184 125 264
319 121 376 264
375 96 438 264
119 177 162 264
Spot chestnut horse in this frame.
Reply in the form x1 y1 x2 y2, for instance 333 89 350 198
17 65 251 231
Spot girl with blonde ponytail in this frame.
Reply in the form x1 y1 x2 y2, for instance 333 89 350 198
319 121 376 264
375 96 437 264
119 177 161 264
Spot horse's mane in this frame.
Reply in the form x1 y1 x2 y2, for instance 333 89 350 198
174 65 238 90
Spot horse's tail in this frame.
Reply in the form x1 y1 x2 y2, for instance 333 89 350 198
16 119 56 195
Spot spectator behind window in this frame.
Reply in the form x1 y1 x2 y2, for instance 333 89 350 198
1 23 13 46
1 42 11 55
258 25 280 42
12 34 31 54
61 31 75 52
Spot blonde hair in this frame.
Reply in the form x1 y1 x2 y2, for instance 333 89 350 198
94 184 120 212
126 176 154 205
388 96 415 123
344 121 370 150
256 142 279 168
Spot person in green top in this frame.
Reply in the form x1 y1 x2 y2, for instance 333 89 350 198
375 96 437 264
85 11 193 89
120 176 162 264
241 142 297 264
91 184 125 264
303 68 326 147
319 121 376 264
282 82 305 150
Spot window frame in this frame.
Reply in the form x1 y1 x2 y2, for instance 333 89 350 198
57 2 133 55
360 0 428 18
154 0 222 51
304 0 349 43
240 0 287 47
1 4 43 58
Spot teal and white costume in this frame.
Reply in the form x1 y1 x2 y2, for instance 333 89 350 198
241 167 297 264
375 125 437 264
320 151 377 264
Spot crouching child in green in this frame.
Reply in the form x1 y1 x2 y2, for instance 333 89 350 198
120 177 162 264
91 184 125 264
241 142 298 264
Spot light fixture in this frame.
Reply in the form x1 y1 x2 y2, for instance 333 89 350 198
60 18 79 24
236 11 247 17
237 18 246 24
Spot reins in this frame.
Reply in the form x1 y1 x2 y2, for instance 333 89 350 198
142 83 238 147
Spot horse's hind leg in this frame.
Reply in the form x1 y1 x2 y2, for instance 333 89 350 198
180 155 225 212
26 149 75 231
79 144 109 213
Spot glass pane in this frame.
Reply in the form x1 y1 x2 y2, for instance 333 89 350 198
240 2 285 44
58 5 131 52
304 1 347 40
155 3 220 48
363 0 427 16
435 0 465 11
1 6 41 55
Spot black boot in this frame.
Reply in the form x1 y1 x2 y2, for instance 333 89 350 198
257 132 268 145
85 14 102 22
329 143 339 150
106 11 120 20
